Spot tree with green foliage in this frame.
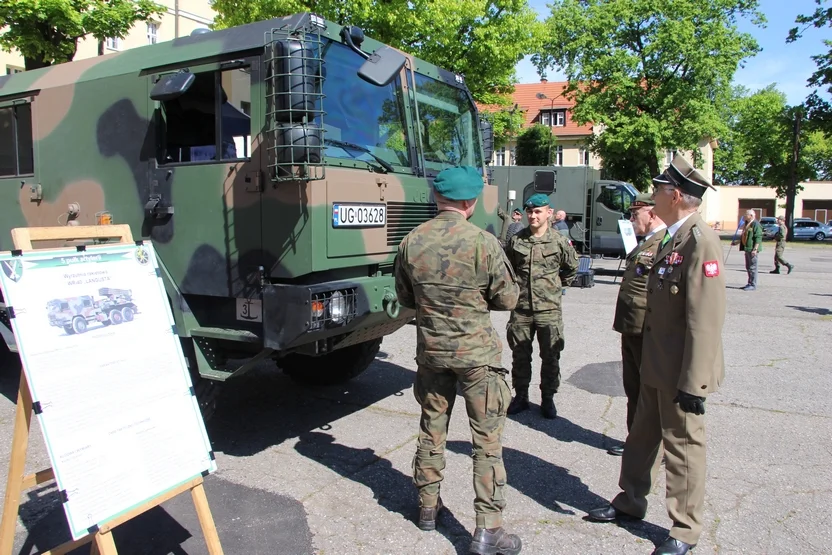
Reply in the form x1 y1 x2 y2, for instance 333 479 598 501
514 124 556 166
210 0 545 147
479 104 525 151
787 0 832 132
532 0 764 190
0 0 166 71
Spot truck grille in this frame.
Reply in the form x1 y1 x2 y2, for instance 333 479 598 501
386 202 437 246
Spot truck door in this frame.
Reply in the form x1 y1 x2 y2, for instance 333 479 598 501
592 181 634 255
148 56 262 299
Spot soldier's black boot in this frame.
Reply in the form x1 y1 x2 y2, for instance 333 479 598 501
541 396 557 419
788 264 794 274
769 268 780 274
506 391 529 415
469 527 522 555
418 497 443 531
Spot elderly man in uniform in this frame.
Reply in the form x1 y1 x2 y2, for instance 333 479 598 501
586 155 726 555
504 193 579 419
607 192 666 457
394 166 523 555
733 209 763 291
770 215 794 274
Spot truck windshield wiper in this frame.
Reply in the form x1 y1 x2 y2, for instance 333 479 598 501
324 138 395 173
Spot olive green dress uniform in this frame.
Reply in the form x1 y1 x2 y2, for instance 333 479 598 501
609 158 726 550
394 166 520 532
504 200 578 405
613 219 665 431
772 221 793 273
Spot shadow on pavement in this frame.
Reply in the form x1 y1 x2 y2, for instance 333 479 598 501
295 431 472 555
207 356 416 457
786 305 832 316
12 474 314 555
447 440 668 547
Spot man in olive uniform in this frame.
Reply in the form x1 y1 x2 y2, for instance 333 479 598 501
504 193 579 419
394 165 523 555
770 215 794 274
733 209 762 290
608 193 666 457
587 154 726 555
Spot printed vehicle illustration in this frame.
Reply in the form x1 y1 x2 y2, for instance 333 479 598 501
47 288 138 334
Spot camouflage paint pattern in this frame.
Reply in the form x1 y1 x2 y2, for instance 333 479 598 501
412 363 511 528
0 13 501 381
393 211 518 368
504 226 578 395
393 208 517 529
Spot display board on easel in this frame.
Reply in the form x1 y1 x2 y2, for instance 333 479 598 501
0 225 222 554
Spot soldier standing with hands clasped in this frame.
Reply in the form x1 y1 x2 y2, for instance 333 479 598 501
504 193 578 419
587 155 726 555
394 166 523 555
607 192 666 457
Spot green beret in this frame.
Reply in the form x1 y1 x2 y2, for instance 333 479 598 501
432 166 484 201
524 193 551 208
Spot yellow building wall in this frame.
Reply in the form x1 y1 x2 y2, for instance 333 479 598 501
1 0 215 74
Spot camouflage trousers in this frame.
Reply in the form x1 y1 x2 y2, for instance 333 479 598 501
506 310 565 396
412 364 511 529
774 245 790 269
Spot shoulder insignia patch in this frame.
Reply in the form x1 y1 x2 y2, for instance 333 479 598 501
692 226 702 239
703 260 719 277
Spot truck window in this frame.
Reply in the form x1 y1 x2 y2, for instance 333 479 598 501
0 102 34 176
315 41 410 168
413 73 483 171
597 185 634 212
157 67 251 165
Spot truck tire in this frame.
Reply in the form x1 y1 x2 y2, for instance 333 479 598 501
121 307 134 321
109 310 123 325
72 317 87 334
279 338 382 386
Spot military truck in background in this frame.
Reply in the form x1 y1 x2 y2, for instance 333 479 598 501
46 287 138 334
488 165 637 257
0 12 499 419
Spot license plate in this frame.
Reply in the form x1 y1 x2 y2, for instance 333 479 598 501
332 203 386 228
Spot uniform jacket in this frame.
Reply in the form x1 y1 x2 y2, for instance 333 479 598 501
394 211 519 369
775 223 787 248
641 212 726 397
740 220 763 252
613 228 665 335
505 226 579 314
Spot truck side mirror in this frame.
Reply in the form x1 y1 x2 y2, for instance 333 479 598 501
534 169 557 194
358 46 406 87
480 120 494 164
150 71 195 102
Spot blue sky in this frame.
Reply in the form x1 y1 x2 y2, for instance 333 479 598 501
514 0 830 105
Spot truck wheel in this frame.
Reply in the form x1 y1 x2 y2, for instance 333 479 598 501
63 324 75 335
279 338 382 386
121 307 134 321
72 317 87 334
109 310 123 325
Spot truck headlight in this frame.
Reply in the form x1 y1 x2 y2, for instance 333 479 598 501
329 291 347 324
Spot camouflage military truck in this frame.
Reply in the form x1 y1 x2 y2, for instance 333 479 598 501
0 13 499 419
46 287 138 334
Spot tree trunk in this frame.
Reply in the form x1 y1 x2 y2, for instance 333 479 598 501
785 108 802 241
23 57 51 71
98 40 104 56
647 151 660 181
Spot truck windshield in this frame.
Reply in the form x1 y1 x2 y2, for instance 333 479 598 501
413 73 483 172
317 41 410 170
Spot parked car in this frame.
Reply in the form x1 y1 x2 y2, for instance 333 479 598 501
792 219 831 241
760 216 778 239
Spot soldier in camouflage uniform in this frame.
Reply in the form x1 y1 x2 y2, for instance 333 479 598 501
504 193 579 419
770 215 794 274
394 166 523 555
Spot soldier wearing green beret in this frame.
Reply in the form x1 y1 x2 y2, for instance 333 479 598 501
504 192 579 419
394 165 523 555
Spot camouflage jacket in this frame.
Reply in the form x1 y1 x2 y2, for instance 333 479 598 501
775 223 787 248
394 211 519 368
505 226 579 313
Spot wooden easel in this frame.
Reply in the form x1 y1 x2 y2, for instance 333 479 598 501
0 225 223 555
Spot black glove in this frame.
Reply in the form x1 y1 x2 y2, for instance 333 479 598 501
674 390 706 415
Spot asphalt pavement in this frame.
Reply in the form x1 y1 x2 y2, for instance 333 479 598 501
1 240 830 554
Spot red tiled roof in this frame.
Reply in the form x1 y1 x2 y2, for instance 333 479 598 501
477 80 593 137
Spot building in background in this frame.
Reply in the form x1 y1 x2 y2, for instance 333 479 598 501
479 79 715 185
1 0 216 75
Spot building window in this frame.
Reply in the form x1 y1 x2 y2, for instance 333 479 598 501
540 111 550 126
579 147 589 165
5 66 23 75
495 146 506 166
147 23 158 44
105 37 121 50
0 102 35 176
156 66 252 165
554 145 563 166
554 110 565 127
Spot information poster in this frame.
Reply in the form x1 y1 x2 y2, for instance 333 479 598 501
618 219 639 255
0 242 216 540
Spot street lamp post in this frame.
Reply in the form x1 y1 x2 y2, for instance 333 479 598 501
536 92 555 166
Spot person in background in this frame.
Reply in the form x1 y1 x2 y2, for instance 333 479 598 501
732 209 762 291
770 215 794 275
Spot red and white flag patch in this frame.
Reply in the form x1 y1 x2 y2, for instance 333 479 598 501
703 260 720 277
